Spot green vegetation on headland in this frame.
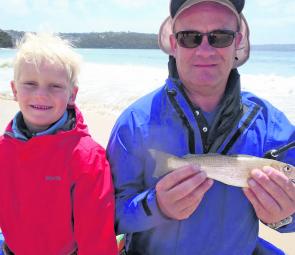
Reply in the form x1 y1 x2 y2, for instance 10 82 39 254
2 30 159 49
65 32 158 49
0 30 13 48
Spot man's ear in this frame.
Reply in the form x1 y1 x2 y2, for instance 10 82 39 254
10 81 18 101
235 32 243 49
169 34 177 56
68 85 78 106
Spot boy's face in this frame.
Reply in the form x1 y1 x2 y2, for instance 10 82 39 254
11 60 78 132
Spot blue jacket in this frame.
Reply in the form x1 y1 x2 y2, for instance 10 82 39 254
107 74 295 255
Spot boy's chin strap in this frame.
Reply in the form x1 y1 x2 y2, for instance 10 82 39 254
264 141 295 159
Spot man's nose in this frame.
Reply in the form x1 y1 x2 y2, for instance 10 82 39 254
195 35 215 55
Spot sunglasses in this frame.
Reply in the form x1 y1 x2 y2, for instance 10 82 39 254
175 30 237 49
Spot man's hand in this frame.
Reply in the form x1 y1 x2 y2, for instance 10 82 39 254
155 165 213 220
243 166 295 225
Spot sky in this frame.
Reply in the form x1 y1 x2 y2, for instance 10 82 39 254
1 0 295 44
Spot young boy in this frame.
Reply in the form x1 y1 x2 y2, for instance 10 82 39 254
0 33 117 255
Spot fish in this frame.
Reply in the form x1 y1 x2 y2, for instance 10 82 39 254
149 149 295 188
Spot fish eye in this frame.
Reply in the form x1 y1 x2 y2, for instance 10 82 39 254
283 165 291 173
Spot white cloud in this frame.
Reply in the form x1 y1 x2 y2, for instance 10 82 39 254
285 2 295 15
244 0 295 43
256 0 280 7
30 0 71 13
256 0 294 15
246 0 295 30
52 0 70 11
113 0 155 8
1 0 70 15
29 0 49 11
1 0 30 15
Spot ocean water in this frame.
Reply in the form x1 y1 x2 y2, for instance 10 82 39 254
0 48 294 122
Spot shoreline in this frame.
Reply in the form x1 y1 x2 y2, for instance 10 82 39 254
0 98 294 254
2 67 294 124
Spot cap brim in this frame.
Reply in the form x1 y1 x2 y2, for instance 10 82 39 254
235 13 250 67
158 17 173 56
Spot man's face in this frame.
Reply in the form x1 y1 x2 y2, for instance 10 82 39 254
170 2 242 96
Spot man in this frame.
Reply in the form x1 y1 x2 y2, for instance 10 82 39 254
107 0 295 254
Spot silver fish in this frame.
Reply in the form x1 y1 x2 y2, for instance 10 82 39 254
149 149 295 187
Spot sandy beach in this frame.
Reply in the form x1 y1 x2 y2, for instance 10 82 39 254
0 98 294 254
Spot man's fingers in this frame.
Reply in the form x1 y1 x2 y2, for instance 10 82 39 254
262 167 295 202
178 204 200 220
250 169 287 207
176 179 213 209
245 167 295 224
156 165 200 191
156 166 214 220
167 171 208 201
250 168 295 211
247 177 281 214
243 187 266 217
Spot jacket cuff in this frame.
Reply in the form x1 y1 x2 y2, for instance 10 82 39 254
142 188 171 223
275 213 295 233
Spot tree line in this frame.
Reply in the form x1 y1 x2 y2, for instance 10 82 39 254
1 30 159 49
0 30 13 48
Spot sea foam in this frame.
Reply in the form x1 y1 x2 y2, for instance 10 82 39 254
1 62 294 123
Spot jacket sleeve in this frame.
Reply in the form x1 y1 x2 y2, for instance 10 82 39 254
107 112 170 235
263 102 295 166
72 144 118 255
264 106 295 233
0 231 4 255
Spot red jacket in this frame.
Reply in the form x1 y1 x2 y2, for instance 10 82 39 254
0 107 117 255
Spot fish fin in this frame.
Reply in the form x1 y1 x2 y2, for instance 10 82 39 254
227 154 257 158
183 153 220 159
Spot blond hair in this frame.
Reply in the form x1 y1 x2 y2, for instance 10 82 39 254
14 32 81 87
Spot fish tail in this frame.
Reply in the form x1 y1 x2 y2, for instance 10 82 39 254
149 149 170 177
149 149 175 178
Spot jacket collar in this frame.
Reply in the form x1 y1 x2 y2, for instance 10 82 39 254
165 69 243 153
8 108 76 141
